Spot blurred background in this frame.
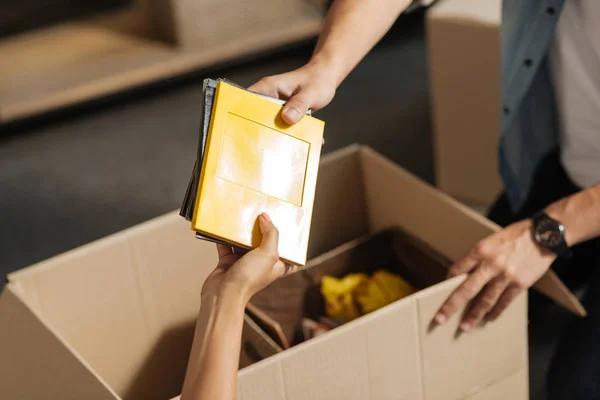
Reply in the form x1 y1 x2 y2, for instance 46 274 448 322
0 1 570 399
0 0 432 275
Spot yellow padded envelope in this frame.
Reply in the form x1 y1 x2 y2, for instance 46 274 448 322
192 81 324 265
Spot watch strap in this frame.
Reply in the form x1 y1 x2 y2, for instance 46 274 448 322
531 210 547 226
532 211 573 260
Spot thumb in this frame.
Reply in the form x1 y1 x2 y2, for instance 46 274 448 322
258 212 279 257
282 92 313 125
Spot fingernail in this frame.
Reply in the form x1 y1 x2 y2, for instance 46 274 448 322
459 322 471 332
283 107 299 123
261 212 272 222
434 313 446 325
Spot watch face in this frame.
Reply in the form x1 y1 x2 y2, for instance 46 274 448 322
534 218 564 248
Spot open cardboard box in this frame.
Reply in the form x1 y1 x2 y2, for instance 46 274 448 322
0 145 583 400
0 212 280 400
247 229 452 349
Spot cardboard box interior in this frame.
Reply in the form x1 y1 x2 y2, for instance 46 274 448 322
0 145 583 400
248 229 452 349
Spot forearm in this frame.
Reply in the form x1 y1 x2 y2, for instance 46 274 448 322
546 183 600 246
310 0 413 85
181 291 246 400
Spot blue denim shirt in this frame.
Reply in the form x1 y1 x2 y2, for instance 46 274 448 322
500 0 564 211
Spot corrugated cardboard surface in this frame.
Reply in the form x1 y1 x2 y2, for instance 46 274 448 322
427 0 503 206
240 276 526 400
416 280 527 400
239 144 531 398
466 368 528 400
0 287 117 400
239 297 423 400
0 145 577 399
10 215 213 400
0 214 273 400
248 230 451 349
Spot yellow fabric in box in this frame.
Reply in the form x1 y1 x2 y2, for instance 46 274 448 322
321 270 415 323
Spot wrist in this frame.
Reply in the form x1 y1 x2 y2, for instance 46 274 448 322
307 51 345 87
201 283 249 310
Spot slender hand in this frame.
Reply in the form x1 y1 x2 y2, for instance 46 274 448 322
181 213 297 400
435 183 600 332
249 0 413 125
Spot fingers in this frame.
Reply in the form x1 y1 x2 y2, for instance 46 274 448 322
255 214 299 280
460 276 510 332
282 91 314 125
435 264 495 325
486 284 522 321
216 244 233 259
247 79 280 99
248 80 309 125
447 252 479 279
257 212 280 261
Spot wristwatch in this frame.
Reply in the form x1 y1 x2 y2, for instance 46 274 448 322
531 211 572 259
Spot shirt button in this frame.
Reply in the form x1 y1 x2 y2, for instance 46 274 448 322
524 59 533 67
503 107 510 115
546 7 555 15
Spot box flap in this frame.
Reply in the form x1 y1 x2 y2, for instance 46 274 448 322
7 212 218 400
534 272 586 316
308 144 368 258
359 147 585 315
239 296 423 400
415 276 527 400
239 314 283 369
466 369 528 400
0 284 117 400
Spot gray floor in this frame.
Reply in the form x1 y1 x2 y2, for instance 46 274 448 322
0 11 564 400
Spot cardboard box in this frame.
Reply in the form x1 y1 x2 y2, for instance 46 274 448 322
247 229 453 350
0 215 279 400
0 145 583 400
427 0 503 206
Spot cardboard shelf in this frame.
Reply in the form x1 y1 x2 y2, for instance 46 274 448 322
0 8 322 123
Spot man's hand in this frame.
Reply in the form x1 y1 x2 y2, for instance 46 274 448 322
201 213 298 303
248 62 337 125
434 219 556 332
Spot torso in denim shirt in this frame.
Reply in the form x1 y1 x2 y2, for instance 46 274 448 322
500 0 564 211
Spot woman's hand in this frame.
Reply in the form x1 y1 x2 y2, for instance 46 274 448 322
201 213 298 303
435 219 556 332
248 62 337 125
183 213 294 400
